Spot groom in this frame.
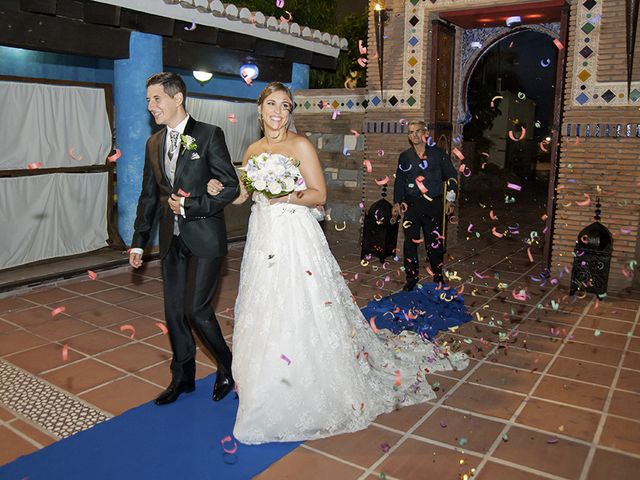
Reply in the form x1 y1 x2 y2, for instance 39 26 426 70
129 72 239 405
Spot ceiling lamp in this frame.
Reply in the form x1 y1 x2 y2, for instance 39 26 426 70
240 63 259 85
193 71 213 83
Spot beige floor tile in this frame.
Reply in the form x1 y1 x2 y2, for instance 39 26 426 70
443 383 523 420
23 287 78 305
41 358 126 394
79 376 163 415
0 296 35 314
533 375 608 410
492 426 589 479
118 296 165 316
377 438 481 480
586 449 640 480
515 398 600 442
306 424 402 468
476 461 550 479
62 279 114 295
90 287 143 304
0 330 48 357
415 407 505 454
470 362 541 394
64 329 131 355
108 316 166 340
5 343 85 374
255 447 364 480
599 416 640 455
76 304 140 327
96 343 170 373
0 425 38 465
49 296 110 316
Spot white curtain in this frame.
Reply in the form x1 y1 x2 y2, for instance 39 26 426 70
186 97 261 165
0 81 112 169
0 173 109 269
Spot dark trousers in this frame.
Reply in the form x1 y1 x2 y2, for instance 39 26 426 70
162 235 232 384
402 196 444 280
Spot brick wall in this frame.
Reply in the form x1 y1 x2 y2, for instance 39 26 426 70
597 0 640 82
552 0 640 293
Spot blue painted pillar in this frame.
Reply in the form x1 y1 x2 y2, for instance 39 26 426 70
114 32 163 246
290 62 310 91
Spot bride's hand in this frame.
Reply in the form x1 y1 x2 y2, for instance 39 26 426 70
207 179 223 196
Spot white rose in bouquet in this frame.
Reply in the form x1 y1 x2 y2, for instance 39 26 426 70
268 181 283 195
283 177 295 191
241 153 303 199
253 179 267 191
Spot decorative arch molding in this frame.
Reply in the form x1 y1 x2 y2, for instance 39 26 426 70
456 23 560 126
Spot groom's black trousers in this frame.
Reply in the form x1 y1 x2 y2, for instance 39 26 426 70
162 234 232 384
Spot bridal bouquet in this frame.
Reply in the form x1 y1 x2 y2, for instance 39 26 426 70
240 152 305 198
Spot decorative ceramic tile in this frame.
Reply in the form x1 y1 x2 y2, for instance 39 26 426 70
570 0 639 106
0 359 111 438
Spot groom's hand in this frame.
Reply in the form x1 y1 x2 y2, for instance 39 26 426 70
168 194 182 214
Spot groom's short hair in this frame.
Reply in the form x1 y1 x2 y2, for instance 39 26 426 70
146 72 187 104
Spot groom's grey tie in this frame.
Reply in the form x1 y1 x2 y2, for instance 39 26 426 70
166 130 180 235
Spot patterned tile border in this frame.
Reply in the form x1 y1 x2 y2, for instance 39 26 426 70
566 122 640 137
571 0 640 106
294 0 639 114
0 359 111 439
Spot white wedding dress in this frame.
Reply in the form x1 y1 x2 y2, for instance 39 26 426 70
231 154 468 444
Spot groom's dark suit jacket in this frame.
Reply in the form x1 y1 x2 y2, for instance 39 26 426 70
131 116 239 258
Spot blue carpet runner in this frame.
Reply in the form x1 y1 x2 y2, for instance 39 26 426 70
0 284 471 480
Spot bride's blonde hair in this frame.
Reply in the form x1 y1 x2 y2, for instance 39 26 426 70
257 82 293 130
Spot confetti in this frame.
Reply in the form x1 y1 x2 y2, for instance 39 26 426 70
332 109 340 120
540 58 551 67
61 343 69 361
305 270 312 276
451 147 464 161
107 148 121 162
280 11 292 23
527 247 534 263
507 182 522 192
357 57 368 68
221 435 238 454
394 370 401 386
553 38 564 50
280 354 292 365
508 127 526 141
489 210 498 221
184 20 197 31
576 193 591 207
119 324 136 339
227 113 237 124
350 129 360 137
51 306 66 317
276 0 284 7
380 443 391 453
363 159 372 173
439 419 448 428
491 227 504 238
155 322 168 335
87 270 97 280
377 149 385 157
334 221 346 231
369 317 379 333
69 148 83 161
27 162 43 170
342 146 351 156
177 188 191 197
594 329 601 337
375 176 390 186
547 436 559 444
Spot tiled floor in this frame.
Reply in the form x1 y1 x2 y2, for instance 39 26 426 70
0 187 639 479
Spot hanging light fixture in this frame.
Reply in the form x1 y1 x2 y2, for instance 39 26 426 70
192 70 213 83
373 2 388 99
240 63 259 85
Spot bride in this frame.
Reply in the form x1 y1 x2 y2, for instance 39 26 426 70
207 82 468 444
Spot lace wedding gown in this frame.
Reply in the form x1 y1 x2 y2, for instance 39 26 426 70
231 154 468 444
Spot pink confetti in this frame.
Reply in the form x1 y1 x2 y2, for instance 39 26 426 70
380 442 391 452
280 354 291 365
177 188 191 198
439 419 448 428
279 11 292 23
491 227 504 238
467 223 474 233
69 148 83 161
119 324 136 339
332 109 340 120
394 370 401 386
350 129 360 138
508 127 526 141
107 148 121 162
87 270 98 280
576 193 591 207
363 159 372 173
527 247 534 263
357 57 368 68
275 0 284 7
227 114 237 124
51 306 66 317
415 175 428 194
451 147 464 160
553 38 564 50
377 149 385 157
369 317 379 333
547 436 559 444
375 176 389 186
507 182 522 191
155 322 168 335
61 344 69 361
489 210 498 221
221 435 238 454
27 162 43 170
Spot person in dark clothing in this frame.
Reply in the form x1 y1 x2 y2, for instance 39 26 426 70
392 121 458 291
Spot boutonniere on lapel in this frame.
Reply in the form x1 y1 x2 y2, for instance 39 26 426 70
180 134 199 158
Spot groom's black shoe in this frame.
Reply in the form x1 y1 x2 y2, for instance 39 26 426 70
155 381 195 405
212 372 235 402
402 277 418 291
